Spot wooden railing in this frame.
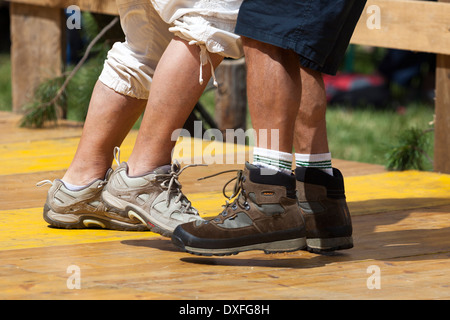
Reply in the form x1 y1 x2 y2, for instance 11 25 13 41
6 0 450 173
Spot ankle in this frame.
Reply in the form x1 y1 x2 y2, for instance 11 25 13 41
126 153 171 177
126 162 159 177
62 168 109 186
246 162 296 199
295 152 333 176
252 147 293 175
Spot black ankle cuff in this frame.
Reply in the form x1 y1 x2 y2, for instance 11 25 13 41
295 166 346 199
246 163 296 198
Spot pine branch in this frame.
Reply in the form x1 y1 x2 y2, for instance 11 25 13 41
20 16 119 128
50 16 119 109
386 127 434 171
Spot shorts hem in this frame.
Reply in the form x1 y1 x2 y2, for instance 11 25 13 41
236 23 339 75
99 69 149 100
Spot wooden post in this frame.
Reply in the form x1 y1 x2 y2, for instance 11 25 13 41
434 54 450 173
434 0 450 174
10 3 63 113
214 58 247 139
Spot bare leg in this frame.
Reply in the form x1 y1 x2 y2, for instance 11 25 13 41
171 38 308 255
242 37 301 153
62 80 146 185
293 67 329 154
127 37 223 176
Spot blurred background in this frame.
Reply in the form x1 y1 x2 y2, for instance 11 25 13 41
0 2 436 171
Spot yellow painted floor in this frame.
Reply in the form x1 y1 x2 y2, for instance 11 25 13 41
0 111 449 300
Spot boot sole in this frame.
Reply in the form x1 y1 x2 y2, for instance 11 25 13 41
102 190 201 237
174 236 307 256
306 236 353 253
102 190 174 237
43 205 148 231
172 226 307 256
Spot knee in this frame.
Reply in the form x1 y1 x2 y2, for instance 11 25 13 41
241 36 294 62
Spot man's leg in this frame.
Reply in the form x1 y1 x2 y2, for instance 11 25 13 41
101 37 225 236
62 80 146 186
39 0 174 231
40 81 148 231
293 68 328 155
126 37 223 176
171 38 307 256
242 37 301 175
244 38 300 153
293 67 333 176
293 68 353 253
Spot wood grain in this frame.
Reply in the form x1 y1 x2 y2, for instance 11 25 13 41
1 112 449 300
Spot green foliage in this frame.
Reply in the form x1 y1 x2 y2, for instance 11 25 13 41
386 127 433 171
19 12 117 127
66 46 108 121
19 76 66 128
324 103 435 171
0 53 11 111
11 27 435 172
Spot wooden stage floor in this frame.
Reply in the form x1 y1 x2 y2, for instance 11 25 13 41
0 111 449 300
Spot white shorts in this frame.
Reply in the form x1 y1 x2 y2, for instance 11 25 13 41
99 0 243 99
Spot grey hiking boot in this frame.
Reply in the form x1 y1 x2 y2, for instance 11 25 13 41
38 169 147 231
101 148 204 237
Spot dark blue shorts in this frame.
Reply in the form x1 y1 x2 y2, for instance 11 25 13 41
235 0 367 75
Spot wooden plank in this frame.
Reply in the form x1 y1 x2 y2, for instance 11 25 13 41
0 160 385 212
1 110 450 300
10 3 63 113
434 0 450 174
0 208 151 251
2 167 450 250
6 0 118 15
351 0 450 55
0 206 449 300
0 112 83 144
7 0 450 55
0 111 385 178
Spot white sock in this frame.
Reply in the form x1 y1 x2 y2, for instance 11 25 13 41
295 152 334 176
252 147 293 175
61 180 89 191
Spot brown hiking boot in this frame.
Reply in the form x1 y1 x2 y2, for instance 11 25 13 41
172 163 306 256
295 167 353 253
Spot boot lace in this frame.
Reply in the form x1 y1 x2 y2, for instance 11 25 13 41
198 169 251 220
114 147 206 215
156 160 206 215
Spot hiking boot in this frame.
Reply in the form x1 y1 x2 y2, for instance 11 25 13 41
295 166 353 253
101 149 204 237
171 162 307 256
38 169 147 231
